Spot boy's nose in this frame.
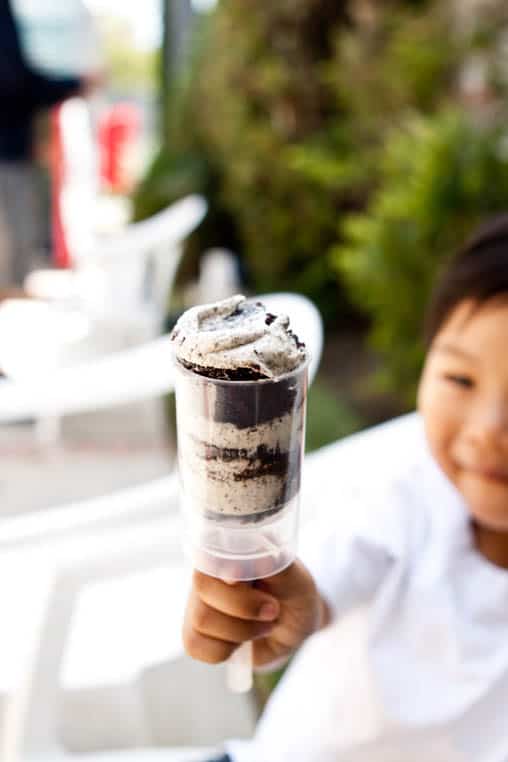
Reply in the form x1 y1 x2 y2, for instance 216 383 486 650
465 399 508 449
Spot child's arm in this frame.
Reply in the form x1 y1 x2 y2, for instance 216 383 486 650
183 560 328 669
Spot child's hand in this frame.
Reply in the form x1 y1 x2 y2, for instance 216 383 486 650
183 560 327 669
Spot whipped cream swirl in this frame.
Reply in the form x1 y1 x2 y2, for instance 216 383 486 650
170 294 307 379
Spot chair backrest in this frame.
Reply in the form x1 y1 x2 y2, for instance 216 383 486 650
0 335 175 424
90 196 207 262
78 196 207 328
198 248 241 304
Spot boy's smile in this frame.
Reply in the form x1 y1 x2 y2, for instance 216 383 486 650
418 299 508 534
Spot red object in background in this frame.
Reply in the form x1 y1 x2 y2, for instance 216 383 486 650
98 103 141 193
50 101 141 267
50 105 72 268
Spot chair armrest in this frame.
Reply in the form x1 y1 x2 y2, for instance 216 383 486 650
0 335 175 423
81 196 207 262
0 473 179 553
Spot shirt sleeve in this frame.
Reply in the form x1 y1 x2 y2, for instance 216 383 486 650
298 444 411 620
0 67 81 116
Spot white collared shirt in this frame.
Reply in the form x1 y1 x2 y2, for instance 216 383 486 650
227 414 508 762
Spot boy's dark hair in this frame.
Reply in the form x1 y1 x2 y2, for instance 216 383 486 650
424 215 508 347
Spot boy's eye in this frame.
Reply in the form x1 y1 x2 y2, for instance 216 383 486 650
443 374 474 389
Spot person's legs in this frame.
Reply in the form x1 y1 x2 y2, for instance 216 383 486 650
0 164 14 288
0 161 46 288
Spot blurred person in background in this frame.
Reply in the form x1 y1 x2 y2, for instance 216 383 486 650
0 0 99 294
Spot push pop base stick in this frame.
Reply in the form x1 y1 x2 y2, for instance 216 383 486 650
228 640 253 693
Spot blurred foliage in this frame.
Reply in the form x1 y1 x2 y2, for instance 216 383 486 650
135 0 464 323
135 0 508 398
305 380 364 452
332 110 508 404
133 24 243 286
183 0 355 323
99 15 159 94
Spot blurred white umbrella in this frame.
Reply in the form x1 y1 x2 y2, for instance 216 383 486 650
11 0 102 76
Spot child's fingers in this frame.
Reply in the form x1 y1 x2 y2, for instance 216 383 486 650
252 636 291 668
183 626 237 664
193 570 280 622
189 596 275 644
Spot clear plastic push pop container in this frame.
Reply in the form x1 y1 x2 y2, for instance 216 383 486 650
171 294 309 692
174 359 309 583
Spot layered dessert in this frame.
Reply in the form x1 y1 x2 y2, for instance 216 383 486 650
171 295 308 525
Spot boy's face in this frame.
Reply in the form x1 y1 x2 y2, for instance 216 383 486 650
418 299 508 531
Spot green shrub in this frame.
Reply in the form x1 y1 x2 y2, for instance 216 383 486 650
135 1 464 324
132 26 243 286
332 110 508 403
306 380 364 452
194 2 466 320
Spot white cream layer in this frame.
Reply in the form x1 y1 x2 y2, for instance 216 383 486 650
177 412 304 517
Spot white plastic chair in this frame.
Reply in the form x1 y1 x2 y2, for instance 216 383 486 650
0 334 174 425
0 292 323 426
0 290 322 446
0 485 238 762
197 249 241 305
74 195 207 331
21 192 201 446
0 332 175 446
25 194 208 345
0 292 324 760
